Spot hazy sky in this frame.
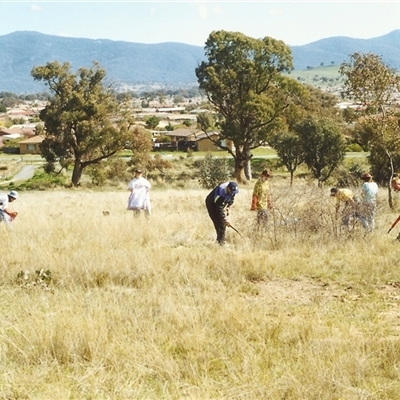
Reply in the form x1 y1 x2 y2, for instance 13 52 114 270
1 1 400 47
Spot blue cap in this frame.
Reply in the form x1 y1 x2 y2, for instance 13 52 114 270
227 181 239 195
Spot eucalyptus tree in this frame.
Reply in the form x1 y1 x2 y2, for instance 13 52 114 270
270 132 304 186
295 116 346 186
195 30 303 183
269 84 342 186
31 61 134 187
339 52 400 207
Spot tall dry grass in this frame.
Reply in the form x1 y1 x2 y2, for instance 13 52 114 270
1 182 400 399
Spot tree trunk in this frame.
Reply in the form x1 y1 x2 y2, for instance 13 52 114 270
244 159 252 181
71 160 83 187
389 185 394 210
234 157 247 184
290 171 294 186
387 152 394 209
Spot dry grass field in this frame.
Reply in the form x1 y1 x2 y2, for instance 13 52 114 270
2 181 400 400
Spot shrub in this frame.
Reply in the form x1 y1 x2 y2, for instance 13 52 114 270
346 143 364 152
14 168 68 190
197 153 231 189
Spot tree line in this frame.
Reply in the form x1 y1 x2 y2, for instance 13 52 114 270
26 30 400 208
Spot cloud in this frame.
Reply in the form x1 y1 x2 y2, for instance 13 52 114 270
269 8 282 16
195 2 208 19
31 4 42 12
213 5 223 15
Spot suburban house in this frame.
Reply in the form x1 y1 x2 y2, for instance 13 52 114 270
0 124 36 138
196 131 221 152
155 107 185 113
155 128 234 152
19 135 45 155
162 128 198 142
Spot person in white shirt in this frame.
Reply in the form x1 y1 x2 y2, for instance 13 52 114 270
127 169 151 218
0 190 18 227
358 172 378 231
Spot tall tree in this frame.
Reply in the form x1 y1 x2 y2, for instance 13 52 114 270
269 84 341 186
295 116 346 186
270 132 304 186
195 30 303 183
31 61 134 187
339 52 400 207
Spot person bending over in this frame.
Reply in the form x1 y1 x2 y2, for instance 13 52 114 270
205 181 239 245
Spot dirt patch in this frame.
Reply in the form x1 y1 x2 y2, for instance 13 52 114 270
256 277 362 305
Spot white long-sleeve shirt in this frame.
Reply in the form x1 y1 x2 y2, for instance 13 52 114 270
127 177 151 212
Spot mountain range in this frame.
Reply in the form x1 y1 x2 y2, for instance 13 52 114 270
2 30 400 94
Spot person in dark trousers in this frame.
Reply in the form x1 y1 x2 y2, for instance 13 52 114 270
205 181 239 245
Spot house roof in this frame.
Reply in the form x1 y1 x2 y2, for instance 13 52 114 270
0 125 35 136
7 109 35 116
155 107 185 112
195 131 219 140
19 135 45 144
163 128 202 138
2 133 23 140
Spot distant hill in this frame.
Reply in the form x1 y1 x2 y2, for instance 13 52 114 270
290 30 400 70
0 31 206 94
2 30 400 94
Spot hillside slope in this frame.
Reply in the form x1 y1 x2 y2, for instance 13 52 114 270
1 30 400 94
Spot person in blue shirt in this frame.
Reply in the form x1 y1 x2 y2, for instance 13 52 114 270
205 181 238 245
358 172 378 231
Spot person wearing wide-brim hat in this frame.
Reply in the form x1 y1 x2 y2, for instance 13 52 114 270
358 172 378 232
250 169 273 227
0 190 19 227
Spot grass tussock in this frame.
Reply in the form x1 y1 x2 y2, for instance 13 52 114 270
1 183 400 399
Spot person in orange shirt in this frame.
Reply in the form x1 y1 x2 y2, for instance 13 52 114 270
251 169 273 227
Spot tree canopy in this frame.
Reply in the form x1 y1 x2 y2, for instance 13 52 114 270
269 84 344 185
31 61 134 187
295 116 346 185
339 52 400 207
195 30 304 183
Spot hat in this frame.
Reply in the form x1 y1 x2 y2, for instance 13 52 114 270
361 172 372 179
135 169 142 174
227 181 239 195
261 169 271 177
8 190 18 199
330 187 338 196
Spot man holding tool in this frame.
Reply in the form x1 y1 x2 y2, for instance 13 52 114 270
205 181 239 246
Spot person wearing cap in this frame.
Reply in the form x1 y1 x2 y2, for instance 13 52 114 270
330 187 357 227
358 172 378 231
0 190 18 227
250 169 273 227
205 181 239 245
127 169 151 217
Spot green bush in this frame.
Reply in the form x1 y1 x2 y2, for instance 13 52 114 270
346 143 364 152
14 168 68 190
197 153 231 189
86 164 107 186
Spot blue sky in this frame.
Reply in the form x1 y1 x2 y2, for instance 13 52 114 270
1 1 400 47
